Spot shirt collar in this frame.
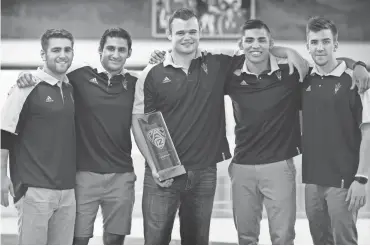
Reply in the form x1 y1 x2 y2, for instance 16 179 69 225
96 64 128 78
34 68 69 86
163 49 202 68
310 61 347 77
241 54 280 75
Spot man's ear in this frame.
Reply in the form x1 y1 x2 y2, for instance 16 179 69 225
41 49 46 61
238 38 243 50
269 38 274 49
127 48 132 58
334 41 339 52
167 29 172 41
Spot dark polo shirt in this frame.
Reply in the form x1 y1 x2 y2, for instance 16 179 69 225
67 65 137 173
1 69 76 203
302 62 370 188
225 55 302 165
133 50 232 170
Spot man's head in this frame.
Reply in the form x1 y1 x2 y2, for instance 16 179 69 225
40 29 74 76
240 19 273 64
306 16 338 67
99 27 132 75
167 8 200 55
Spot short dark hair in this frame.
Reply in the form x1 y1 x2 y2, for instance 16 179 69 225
240 19 271 35
41 29 74 51
168 8 200 33
99 27 132 52
306 16 338 41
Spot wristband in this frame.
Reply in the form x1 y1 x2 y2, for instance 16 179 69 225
353 61 367 69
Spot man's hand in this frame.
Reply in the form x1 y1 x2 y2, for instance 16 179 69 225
149 50 166 64
345 181 367 211
351 65 370 93
285 50 309 82
152 171 173 188
1 175 14 207
17 72 37 88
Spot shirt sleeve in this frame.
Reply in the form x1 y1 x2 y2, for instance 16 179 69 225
1 84 35 134
133 64 157 115
360 90 370 128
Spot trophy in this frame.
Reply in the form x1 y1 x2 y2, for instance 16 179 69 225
137 111 186 181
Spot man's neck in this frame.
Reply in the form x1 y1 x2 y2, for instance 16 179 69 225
244 56 270 75
171 50 197 69
316 58 339 75
102 65 124 78
43 67 66 83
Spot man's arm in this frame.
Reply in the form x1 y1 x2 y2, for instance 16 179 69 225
338 58 370 92
0 147 14 207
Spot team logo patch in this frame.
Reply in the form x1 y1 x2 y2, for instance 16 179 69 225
233 69 242 76
162 77 171 83
335 83 341 94
201 63 208 74
45 96 54 103
147 127 166 149
306 85 311 92
89 78 98 84
122 78 128 90
275 71 282 81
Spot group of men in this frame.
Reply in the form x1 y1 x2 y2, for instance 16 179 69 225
1 6 369 246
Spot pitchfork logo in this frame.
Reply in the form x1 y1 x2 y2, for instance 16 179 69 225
147 127 166 149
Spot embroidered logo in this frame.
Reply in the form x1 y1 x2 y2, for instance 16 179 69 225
276 71 282 81
201 63 208 74
89 78 98 84
233 69 242 76
306 85 311 92
240 80 249 86
45 96 54 103
147 127 166 149
335 83 341 94
122 78 128 90
162 77 171 83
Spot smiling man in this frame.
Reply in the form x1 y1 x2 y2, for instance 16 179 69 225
15 27 138 245
302 16 370 245
1 29 76 244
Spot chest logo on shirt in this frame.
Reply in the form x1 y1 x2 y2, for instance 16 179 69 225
240 80 249 86
275 71 282 81
122 78 128 90
162 77 171 83
306 85 311 92
45 96 54 103
147 127 166 149
201 63 208 74
89 78 99 84
335 83 341 94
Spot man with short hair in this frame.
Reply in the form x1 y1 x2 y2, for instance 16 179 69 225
15 27 138 245
302 16 369 245
1 28 76 245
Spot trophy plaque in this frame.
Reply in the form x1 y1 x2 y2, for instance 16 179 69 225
137 111 186 181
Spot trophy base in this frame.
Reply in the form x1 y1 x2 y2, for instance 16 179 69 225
158 165 186 181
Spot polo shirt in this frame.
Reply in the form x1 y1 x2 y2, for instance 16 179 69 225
301 61 370 188
225 55 302 164
67 65 137 173
133 50 233 170
1 69 76 203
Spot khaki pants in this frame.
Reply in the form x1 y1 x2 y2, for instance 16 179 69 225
229 159 296 245
305 184 358 245
15 187 76 245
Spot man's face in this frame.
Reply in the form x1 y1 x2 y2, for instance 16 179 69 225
42 38 73 75
241 28 272 64
168 17 200 55
100 37 131 74
307 29 337 67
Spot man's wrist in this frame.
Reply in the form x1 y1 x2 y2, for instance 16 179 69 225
354 175 368 184
353 61 367 70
